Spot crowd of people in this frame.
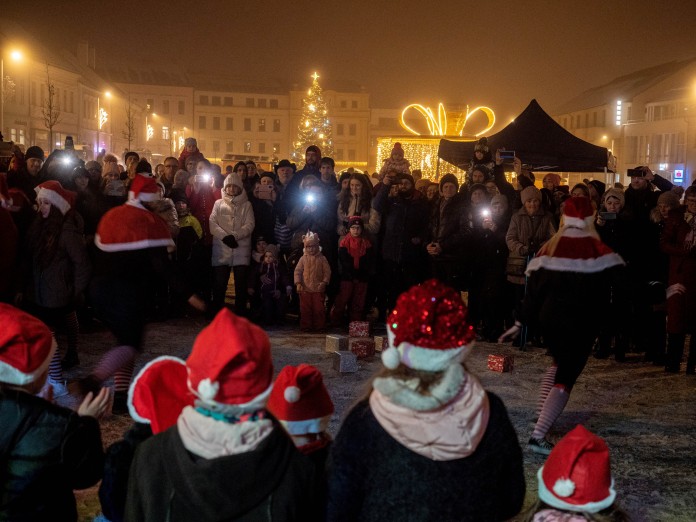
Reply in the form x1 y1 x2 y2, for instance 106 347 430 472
0 132 693 520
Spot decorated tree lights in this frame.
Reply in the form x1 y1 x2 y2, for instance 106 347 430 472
292 72 334 162
377 103 496 182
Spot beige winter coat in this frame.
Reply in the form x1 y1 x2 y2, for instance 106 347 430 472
294 253 331 293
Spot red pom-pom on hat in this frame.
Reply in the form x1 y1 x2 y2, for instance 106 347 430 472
383 279 475 371
267 364 334 435
538 425 616 513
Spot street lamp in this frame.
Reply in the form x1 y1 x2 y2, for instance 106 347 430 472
1 49 24 138
96 90 111 154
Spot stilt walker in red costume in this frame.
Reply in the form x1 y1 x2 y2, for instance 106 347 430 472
499 197 625 455
75 167 205 413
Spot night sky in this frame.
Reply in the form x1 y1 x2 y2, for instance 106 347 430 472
4 0 696 126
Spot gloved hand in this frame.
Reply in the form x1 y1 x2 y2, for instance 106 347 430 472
223 235 238 248
498 322 522 343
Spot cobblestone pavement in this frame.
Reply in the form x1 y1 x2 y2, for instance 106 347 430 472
65 315 695 521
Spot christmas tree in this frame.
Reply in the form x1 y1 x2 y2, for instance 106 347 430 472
292 72 334 162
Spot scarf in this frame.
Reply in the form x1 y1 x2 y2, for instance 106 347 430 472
370 364 489 461
176 406 274 459
340 234 370 269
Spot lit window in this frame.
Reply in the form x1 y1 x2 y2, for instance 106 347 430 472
162 126 169 140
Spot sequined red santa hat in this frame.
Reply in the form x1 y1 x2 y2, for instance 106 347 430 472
526 197 624 275
127 356 193 434
186 309 273 410
382 279 476 371
0 304 57 385
128 173 161 202
267 364 334 435
35 180 75 215
538 425 616 513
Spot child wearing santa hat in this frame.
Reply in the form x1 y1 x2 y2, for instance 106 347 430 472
500 197 625 455
327 279 525 522
0 304 109 520
124 309 321 521
523 425 629 521
268 364 334 458
18 180 90 396
294 230 331 331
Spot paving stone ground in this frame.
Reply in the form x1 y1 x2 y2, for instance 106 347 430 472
64 315 695 522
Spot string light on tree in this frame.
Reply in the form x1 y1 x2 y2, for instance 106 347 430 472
293 72 334 161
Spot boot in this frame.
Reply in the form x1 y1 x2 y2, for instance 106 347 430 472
686 336 696 375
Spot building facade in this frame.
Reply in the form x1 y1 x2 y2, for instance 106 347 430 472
552 58 696 187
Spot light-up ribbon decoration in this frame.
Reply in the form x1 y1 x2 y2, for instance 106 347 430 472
399 103 496 137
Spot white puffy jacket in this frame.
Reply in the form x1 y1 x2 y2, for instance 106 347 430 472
209 173 255 267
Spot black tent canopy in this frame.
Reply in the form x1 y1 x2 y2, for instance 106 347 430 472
438 99 612 173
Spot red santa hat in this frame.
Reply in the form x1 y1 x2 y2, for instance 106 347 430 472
128 173 161 202
0 304 57 386
381 279 476 371
538 425 616 513
35 180 75 215
526 197 624 275
186 309 273 409
94 203 174 252
267 364 334 435
127 356 193 434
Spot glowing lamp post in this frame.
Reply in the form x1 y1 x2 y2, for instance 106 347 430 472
1 49 24 136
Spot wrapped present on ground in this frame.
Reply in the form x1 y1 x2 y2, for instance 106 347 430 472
374 335 388 352
350 338 376 359
487 354 514 373
326 334 349 353
332 350 359 373
349 321 371 338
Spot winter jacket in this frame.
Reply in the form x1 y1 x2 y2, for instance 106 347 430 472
623 174 673 225
660 207 696 334
286 193 338 254
186 183 217 246
0 388 104 521
336 196 381 244
24 213 91 309
294 253 331 293
377 188 429 264
327 392 524 522
209 174 255 267
124 425 321 522
505 207 556 285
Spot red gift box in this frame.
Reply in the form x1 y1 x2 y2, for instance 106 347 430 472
487 354 514 372
349 321 371 338
350 339 376 359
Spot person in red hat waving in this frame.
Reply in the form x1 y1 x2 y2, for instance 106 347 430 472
523 424 629 521
76 163 205 414
328 279 525 522
500 197 625 455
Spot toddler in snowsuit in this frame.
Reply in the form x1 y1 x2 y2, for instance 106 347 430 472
331 216 374 324
249 243 291 325
294 231 331 331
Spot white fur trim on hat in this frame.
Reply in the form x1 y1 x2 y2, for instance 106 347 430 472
284 386 301 403
127 355 186 424
0 338 57 386
128 190 160 202
384 327 472 372
562 216 589 229
36 187 70 215
190 380 274 416
537 467 616 514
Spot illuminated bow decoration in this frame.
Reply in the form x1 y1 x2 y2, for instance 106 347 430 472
400 103 496 137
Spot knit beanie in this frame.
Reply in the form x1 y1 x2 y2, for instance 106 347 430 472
602 188 625 208
521 186 542 205
184 137 197 148
588 180 606 197
24 146 45 162
657 190 680 209
439 173 459 192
